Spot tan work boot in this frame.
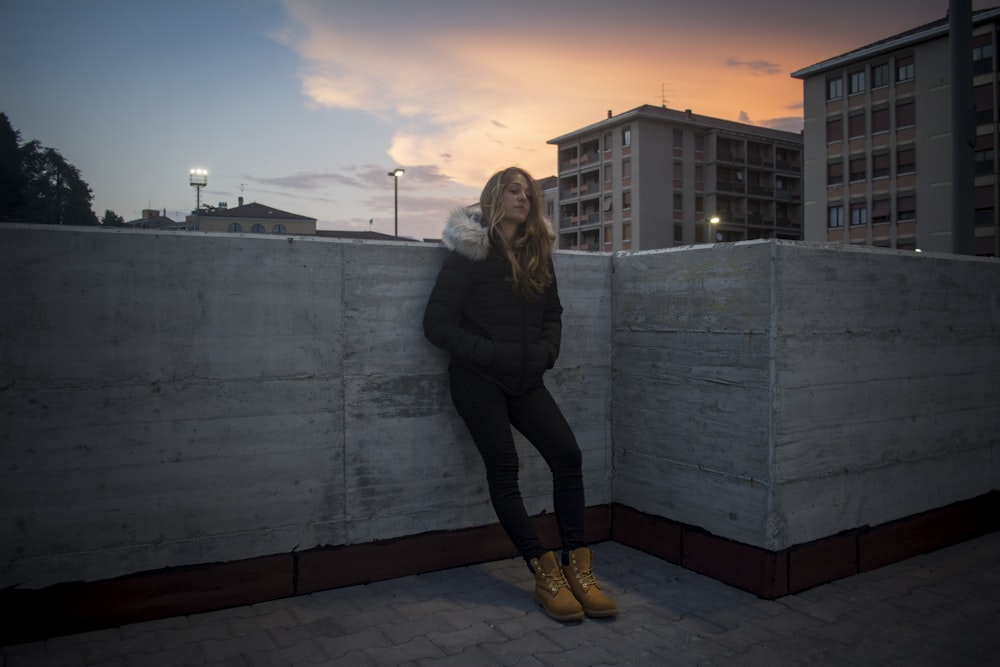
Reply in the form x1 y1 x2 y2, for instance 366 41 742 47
530 551 585 622
562 547 617 617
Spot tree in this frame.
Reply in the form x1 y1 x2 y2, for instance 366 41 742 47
0 112 26 221
0 113 99 226
101 209 125 226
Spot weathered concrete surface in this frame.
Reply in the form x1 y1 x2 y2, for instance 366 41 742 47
771 242 1000 547
1 226 996 589
0 226 613 588
612 240 1000 551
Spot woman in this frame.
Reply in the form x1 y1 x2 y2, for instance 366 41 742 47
423 167 616 622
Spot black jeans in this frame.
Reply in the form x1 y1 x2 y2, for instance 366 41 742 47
449 364 585 563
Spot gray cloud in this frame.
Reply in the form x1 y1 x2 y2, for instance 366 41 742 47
725 57 782 76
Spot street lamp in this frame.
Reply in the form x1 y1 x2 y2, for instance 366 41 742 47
189 168 208 211
388 168 404 238
704 215 720 244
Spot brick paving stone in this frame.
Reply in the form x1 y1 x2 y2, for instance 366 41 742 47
390 596 468 621
82 630 161 664
436 601 525 630
490 610 560 639
198 632 279 664
265 617 345 648
481 631 564 666
378 616 458 645
318 650 378 667
411 644 504 667
226 608 299 637
314 628 393 660
334 606 409 633
424 620 507 655
156 620 234 651
363 636 447 667
118 616 191 640
257 637 327 665
124 641 206 667
87 656 126 667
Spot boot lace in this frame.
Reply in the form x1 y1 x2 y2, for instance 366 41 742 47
538 567 571 593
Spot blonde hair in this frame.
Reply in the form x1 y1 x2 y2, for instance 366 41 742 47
479 167 553 300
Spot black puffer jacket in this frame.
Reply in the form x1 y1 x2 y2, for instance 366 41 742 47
423 206 562 395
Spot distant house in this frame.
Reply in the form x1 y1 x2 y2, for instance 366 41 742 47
188 201 317 235
125 209 186 230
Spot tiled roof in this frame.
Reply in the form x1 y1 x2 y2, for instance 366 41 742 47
198 202 315 221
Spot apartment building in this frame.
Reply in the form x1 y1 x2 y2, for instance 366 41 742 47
791 8 1000 256
547 105 803 252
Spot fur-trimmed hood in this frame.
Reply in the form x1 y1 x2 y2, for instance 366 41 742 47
440 205 556 261
441 206 491 261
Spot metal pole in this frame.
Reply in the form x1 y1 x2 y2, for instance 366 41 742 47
951 0 974 254
394 176 398 239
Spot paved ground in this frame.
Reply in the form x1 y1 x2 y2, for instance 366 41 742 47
3 531 999 666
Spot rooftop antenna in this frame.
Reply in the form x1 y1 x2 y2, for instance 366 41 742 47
660 83 671 107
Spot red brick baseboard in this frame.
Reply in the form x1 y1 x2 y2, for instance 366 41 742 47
612 491 1000 598
3 495 996 646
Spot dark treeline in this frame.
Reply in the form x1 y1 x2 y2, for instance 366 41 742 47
0 112 109 226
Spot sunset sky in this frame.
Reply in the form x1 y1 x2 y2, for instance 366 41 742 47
2 0 993 241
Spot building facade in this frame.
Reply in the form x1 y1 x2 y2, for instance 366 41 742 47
547 105 803 252
792 9 1000 256
187 201 317 235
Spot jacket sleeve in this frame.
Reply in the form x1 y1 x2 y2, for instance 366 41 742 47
423 252 493 366
541 263 563 368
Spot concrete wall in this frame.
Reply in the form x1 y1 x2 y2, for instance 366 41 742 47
0 225 612 588
2 226 997 590
612 240 1000 551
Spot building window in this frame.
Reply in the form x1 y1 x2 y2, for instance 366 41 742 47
975 134 995 175
873 153 891 178
694 132 705 153
871 106 890 134
622 126 631 147
603 195 613 213
975 84 994 124
622 222 632 241
897 195 916 221
849 156 866 182
604 164 612 183
828 205 845 228
227 223 243 232
975 185 994 225
872 199 891 224
897 148 916 175
848 113 865 139
850 203 868 226
673 193 683 211
896 56 914 82
826 116 843 143
896 100 915 128
827 160 844 186
849 69 866 95
272 224 287 233
673 128 684 151
872 63 890 88
622 159 632 180
251 223 266 233
674 224 683 245
622 191 632 211
973 34 994 75
603 131 613 153
827 76 843 100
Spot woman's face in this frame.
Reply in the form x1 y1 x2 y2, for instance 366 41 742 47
500 173 531 226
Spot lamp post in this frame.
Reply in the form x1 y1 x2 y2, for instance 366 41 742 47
189 168 208 211
388 168 404 238
704 215 720 244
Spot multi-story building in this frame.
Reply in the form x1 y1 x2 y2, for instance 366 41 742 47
547 105 803 252
791 8 1000 256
